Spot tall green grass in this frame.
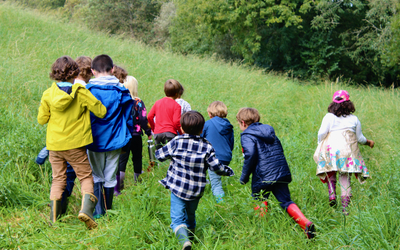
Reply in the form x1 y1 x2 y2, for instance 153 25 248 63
1 2 400 249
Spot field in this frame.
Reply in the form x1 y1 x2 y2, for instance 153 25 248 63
1 2 400 249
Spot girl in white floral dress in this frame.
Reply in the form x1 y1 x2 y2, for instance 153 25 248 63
314 90 374 215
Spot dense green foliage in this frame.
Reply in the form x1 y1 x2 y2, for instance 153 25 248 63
1 3 400 248
8 0 400 86
170 0 400 86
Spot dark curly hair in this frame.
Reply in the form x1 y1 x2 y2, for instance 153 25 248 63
49 56 80 81
328 100 355 117
113 65 128 83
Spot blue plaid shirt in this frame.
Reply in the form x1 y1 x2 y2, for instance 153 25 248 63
157 134 234 201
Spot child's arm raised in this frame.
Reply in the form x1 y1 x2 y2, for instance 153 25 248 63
80 88 107 118
155 139 176 162
240 135 258 184
207 149 234 176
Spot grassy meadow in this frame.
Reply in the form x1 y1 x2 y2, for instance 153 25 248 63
1 2 400 249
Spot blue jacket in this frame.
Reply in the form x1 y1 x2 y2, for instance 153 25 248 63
201 116 234 163
240 122 291 194
86 76 133 152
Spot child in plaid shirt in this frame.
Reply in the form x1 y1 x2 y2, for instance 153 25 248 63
156 111 234 250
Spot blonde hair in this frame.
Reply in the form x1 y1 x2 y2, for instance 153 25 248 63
123 76 138 99
236 108 260 126
207 101 228 118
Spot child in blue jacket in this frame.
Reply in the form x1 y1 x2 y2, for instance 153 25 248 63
201 101 234 203
236 108 315 239
86 54 133 218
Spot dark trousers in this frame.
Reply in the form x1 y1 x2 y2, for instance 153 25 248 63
253 182 294 210
154 132 176 149
118 136 143 174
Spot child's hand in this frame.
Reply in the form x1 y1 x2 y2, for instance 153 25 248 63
366 139 375 149
225 167 235 177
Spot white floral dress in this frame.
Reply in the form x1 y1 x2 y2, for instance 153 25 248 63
314 130 369 183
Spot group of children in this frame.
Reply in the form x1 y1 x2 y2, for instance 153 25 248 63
37 54 374 249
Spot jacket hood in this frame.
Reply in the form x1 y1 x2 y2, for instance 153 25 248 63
242 122 275 144
48 83 80 112
210 116 233 135
89 75 123 87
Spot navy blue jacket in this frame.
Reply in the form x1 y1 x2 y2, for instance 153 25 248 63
240 122 291 194
201 116 234 163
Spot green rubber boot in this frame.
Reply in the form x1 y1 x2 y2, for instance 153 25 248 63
78 193 98 230
50 199 62 223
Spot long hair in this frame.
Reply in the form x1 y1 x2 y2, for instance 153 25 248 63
327 100 355 117
123 76 138 99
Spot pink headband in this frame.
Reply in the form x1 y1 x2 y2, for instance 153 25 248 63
332 90 350 103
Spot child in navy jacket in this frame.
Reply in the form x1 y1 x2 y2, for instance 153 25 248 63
236 107 315 239
201 101 234 203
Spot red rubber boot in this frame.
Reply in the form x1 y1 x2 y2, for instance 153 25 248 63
286 203 315 239
254 201 268 217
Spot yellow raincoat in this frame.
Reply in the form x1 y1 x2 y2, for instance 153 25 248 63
38 83 107 151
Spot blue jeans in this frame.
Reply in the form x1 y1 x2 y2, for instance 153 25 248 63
170 192 200 231
209 160 229 197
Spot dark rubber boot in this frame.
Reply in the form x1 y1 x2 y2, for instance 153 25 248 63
50 199 62 223
93 182 105 218
104 187 114 210
60 196 69 216
78 193 98 230
188 228 195 242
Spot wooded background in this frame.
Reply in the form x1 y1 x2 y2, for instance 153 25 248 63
10 0 400 87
